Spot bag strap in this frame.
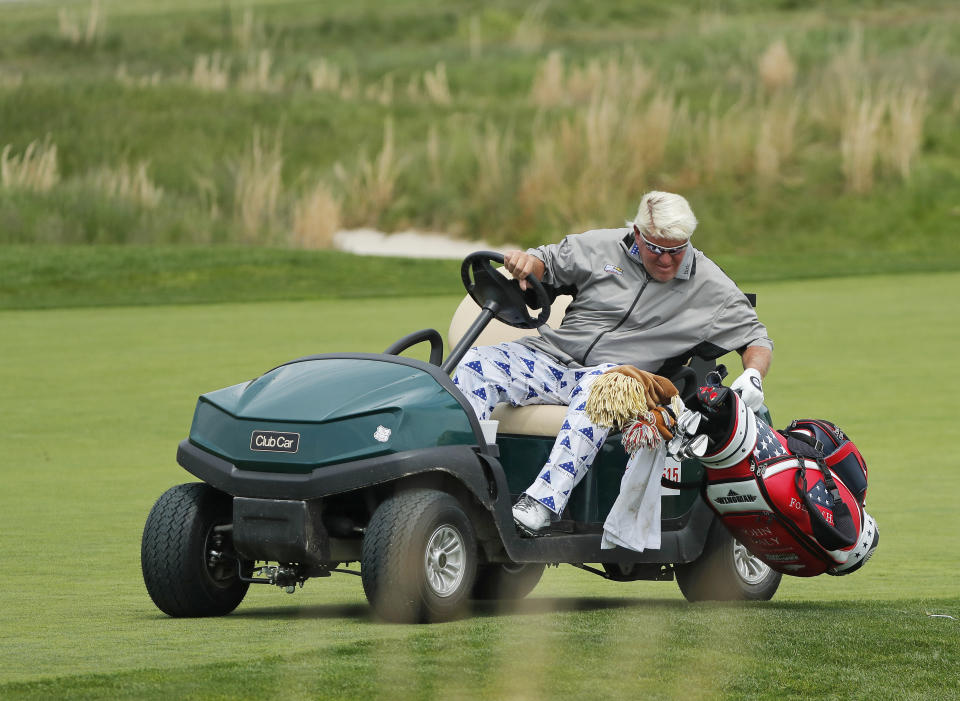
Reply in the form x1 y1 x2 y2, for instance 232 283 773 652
794 458 857 549
780 429 824 459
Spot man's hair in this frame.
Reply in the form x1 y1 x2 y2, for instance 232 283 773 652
630 191 698 243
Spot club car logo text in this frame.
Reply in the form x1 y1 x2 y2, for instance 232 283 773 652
250 430 300 453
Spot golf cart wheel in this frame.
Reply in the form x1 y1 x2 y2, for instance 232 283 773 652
472 562 545 600
675 522 781 602
141 483 250 617
361 488 478 623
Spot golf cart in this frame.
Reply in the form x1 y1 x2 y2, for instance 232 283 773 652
141 252 780 623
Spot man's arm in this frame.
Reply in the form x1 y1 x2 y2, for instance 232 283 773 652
731 345 772 411
740 344 772 377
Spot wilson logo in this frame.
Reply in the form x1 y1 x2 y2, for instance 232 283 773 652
250 430 300 453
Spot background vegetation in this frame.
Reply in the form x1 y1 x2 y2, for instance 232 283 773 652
2 0 960 271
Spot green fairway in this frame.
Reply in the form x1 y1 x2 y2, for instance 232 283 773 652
1 272 958 698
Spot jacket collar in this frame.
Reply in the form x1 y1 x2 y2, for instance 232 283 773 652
621 231 696 281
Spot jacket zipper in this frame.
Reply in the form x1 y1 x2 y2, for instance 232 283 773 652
581 275 651 366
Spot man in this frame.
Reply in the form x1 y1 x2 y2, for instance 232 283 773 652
452 191 773 535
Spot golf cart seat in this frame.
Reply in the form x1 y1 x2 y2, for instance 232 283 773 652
448 292 573 437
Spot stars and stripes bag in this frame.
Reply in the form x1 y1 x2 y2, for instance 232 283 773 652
680 385 878 577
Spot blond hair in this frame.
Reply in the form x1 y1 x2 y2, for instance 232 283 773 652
629 191 698 244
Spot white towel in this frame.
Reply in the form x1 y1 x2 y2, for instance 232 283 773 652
600 443 665 552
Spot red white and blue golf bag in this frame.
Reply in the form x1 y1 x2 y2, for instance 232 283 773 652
676 383 878 577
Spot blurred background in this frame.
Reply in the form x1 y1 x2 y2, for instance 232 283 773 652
1 0 958 268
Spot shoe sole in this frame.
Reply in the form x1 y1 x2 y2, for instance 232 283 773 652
514 519 549 537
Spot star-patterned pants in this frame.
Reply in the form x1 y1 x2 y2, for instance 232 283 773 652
452 341 616 515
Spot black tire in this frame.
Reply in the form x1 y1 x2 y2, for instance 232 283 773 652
472 562 545 600
675 522 781 602
361 489 478 623
141 483 250 617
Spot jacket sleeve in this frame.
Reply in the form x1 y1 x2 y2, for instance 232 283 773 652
527 234 592 290
706 291 774 354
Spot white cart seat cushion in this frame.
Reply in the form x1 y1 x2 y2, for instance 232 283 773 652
448 291 572 436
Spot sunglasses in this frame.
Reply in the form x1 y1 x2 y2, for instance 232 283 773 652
634 226 688 257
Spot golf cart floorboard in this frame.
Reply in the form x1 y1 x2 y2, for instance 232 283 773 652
498 499 715 565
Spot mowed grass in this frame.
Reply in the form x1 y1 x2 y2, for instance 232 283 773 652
1 273 959 698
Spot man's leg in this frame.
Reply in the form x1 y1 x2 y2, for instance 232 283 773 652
452 341 574 420
517 363 616 526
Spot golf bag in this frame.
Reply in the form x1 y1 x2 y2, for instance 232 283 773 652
680 385 878 577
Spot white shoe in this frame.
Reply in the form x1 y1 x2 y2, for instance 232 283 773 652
512 495 552 535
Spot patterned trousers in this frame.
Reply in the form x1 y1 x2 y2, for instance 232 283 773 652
452 341 616 515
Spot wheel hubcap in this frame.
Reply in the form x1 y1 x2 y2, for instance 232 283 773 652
733 539 772 585
424 525 466 597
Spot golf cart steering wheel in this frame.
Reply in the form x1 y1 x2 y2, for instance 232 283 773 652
460 251 551 329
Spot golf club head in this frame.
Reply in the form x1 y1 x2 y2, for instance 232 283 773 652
686 434 708 457
676 409 702 436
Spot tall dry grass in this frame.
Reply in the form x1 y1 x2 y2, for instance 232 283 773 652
695 93 755 184
335 119 405 227
89 161 163 208
233 129 284 241
309 58 342 93
116 64 162 88
472 122 514 206
513 1 548 52
192 53 230 91
840 91 885 194
365 74 395 106
755 96 799 184
885 84 928 180
758 39 796 93
239 50 284 93
291 181 341 249
810 28 866 131
426 124 443 188
518 92 655 230
58 0 104 46
1 136 59 192
627 89 678 178
530 51 652 107
232 8 263 50
423 63 452 105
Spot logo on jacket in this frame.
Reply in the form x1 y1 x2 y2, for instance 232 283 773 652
603 264 623 276
250 430 300 453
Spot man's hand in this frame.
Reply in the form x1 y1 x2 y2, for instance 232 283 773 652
503 250 545 291
731 367 764 412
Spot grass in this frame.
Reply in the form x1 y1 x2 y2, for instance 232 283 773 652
1 1 960 252
1 271 959 697
0 247 463 310
3 245 960 311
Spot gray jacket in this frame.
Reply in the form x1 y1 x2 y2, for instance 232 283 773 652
518 227 773 371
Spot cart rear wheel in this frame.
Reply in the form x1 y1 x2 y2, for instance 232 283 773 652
361 489 478 623
141 483 250 617
675 522 781 602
